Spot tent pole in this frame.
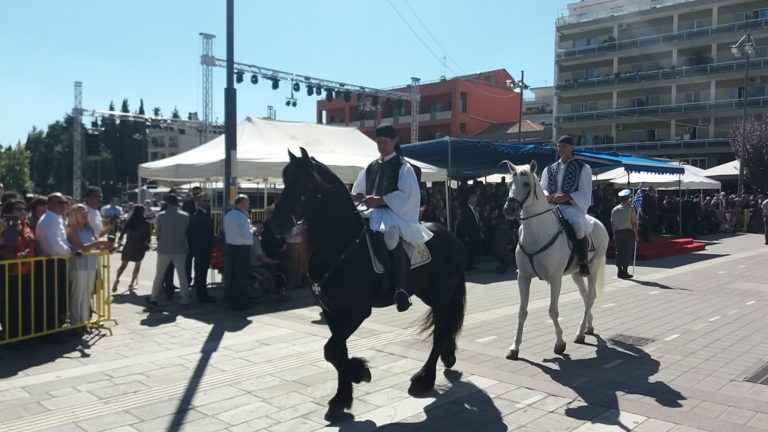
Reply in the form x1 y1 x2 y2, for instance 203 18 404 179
446 137 452 231
263 178 268 209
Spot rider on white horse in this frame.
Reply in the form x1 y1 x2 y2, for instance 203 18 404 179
351 124 433 312
540 135 593 276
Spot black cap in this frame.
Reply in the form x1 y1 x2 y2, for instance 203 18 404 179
557 135 575 146
374 124 396 140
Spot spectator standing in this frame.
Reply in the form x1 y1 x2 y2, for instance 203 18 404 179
223 195 253 311
36 193 72 258
85 186 117 241
188 193 215 302
490 217 516 274
0 200 36 338
147 195 191 307
66 205 110 327
113 205 152 293
457 194 484 271
763 197 768 245
640 186 658 242
27 196 47 231
611 189 638 279
182 186 202 284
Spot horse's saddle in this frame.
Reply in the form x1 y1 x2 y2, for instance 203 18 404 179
365 231 431 274
553 206 597 275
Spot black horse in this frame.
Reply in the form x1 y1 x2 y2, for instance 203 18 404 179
271 148 467 421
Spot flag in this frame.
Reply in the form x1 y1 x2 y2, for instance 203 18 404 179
633 188 643 216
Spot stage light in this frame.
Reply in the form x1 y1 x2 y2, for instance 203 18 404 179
286 99 291 106
315 84 323 95
271 78 280 90
307 85 314 96
325 88 334 102
357 93 363 102
235 71 244 84
292 100 297 107
343 91 351 103
293 81 300 92
250 74 258 84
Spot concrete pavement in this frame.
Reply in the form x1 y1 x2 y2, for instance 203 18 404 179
1 233 768 431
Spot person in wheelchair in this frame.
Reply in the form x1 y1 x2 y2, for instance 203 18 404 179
250 229 290 299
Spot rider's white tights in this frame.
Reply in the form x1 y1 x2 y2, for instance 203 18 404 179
383 226 402 250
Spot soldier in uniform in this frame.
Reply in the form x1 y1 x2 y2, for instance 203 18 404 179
611 189 639 279
351 124 432 312
540 135 594 276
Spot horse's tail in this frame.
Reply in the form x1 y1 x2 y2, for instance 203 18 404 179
419 272 467 339
595 252 606 300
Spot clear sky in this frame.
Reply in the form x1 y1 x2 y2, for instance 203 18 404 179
0 0 573 146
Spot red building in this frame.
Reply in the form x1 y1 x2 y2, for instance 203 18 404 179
316 69 521 143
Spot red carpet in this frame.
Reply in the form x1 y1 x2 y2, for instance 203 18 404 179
606 237 706 261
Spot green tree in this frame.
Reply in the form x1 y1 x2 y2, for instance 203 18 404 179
152 106 162 117
138 99 146 116
0 142 33 193
730 113 768 191
26 117 75 194
171 106 181 119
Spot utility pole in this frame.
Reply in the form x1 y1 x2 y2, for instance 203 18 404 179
224 0 237 208
72 82 83 200
200 33 216 146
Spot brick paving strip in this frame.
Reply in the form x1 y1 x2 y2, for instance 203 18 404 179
1 240 767 431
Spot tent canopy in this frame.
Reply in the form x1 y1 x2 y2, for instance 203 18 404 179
700 159 739 180
400 138 684 179
138 117 446 183
596 164 721 190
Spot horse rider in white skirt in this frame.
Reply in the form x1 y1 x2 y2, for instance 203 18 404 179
351 124 433 312
540 135 594 276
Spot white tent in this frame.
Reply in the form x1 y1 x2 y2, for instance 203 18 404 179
595 164 721 190
700 159 739 180
138 117 446 183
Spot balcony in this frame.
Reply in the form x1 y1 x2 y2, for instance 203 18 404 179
581 138 731 154
557 57 768 92
556 96 768 125
557 17 768 61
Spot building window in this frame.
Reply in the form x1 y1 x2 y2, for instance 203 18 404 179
630 130 645 142
459 123 467 135
585 68 599 80
460 93 468 113
178 128 186 135
689 19 704 30
168 137 178 148
685 91 701 103
753 9 768 20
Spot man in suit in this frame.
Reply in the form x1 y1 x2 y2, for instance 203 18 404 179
147 194 191 307
182 186 202 284
188 192 215 302
457 194 484 270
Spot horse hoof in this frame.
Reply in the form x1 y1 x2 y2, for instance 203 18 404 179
554 342 566 355
585 327 595 336
408 378 434 396
574 335 586 344
441 352 457 369
324 406 350 423
506 350 519 360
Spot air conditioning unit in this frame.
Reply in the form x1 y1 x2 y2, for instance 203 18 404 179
616 124 624 131
698 118 710 126
749 76 763 84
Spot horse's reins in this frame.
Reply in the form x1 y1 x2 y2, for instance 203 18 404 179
514 174 564 280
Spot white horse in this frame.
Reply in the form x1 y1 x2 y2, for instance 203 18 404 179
502 161 609 360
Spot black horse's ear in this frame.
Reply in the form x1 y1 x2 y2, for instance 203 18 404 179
300 147 309 159
529 160 537 173
288 150 297 162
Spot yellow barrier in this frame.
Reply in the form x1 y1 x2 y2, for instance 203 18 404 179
0 250 115 345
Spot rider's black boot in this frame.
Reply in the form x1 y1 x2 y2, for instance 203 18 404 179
576 236 591 276
389 242 412 312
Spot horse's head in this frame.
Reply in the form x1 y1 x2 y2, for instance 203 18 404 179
271 147 349 237
502 160 540 220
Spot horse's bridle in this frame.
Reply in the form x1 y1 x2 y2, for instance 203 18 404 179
510 174 551 221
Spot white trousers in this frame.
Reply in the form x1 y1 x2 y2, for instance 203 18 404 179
150 254 190 304
383 226 402 250
559 205 588 238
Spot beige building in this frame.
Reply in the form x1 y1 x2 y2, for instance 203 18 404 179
147 119 223 162
554 0 768 168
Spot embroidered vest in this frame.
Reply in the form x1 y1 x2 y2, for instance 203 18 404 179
365 156 404 196
547 159 585 195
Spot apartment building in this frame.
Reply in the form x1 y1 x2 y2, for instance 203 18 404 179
554 0 768 168
316 69 521 143
146 118 223 162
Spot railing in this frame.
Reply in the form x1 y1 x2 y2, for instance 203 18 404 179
556 96 768 124
556 0 696 26
557 57 768 92
581 138 730 153
557 17 768 60
1 251 114 345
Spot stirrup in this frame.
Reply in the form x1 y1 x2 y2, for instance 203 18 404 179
394 288 411 312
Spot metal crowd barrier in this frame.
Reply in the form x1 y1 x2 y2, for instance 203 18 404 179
0 250 115 345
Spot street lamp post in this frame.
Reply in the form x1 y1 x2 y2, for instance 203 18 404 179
506 70 529 143
731 32 756 197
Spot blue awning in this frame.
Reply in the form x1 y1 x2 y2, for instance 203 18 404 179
400 138 684 178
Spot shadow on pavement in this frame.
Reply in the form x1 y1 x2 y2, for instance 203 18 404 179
522 335 684 431
331 370 507 432
625 279 691 291
0 330 103 379
637 252 728 269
